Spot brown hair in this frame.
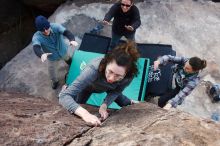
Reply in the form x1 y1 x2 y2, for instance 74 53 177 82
99 41 140 79
120 0 134 4
189 57 207 71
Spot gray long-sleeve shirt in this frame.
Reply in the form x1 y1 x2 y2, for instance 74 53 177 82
59 58 132 113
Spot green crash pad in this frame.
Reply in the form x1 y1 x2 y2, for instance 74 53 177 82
66 50 150 109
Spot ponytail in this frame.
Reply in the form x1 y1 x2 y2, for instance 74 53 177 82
189 57 207 71
201 59 207 69
115 40 139 63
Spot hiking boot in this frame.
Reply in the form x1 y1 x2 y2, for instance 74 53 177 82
65 59 72 66
51 81 59 89
64 72 68 82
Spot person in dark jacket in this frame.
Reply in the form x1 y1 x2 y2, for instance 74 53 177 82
32 15 78 89
154 55 207 110
59 41 140 126
103 0 141 50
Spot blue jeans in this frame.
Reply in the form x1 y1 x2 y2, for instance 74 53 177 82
109 31 135 51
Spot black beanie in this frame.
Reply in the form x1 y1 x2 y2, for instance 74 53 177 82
35 15 50 31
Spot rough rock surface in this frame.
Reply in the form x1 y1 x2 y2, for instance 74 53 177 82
1 0 220 119
1 91 219 146
69 102 220 146
0 91 92 146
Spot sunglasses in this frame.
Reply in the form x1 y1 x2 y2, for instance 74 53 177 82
121 3 131 8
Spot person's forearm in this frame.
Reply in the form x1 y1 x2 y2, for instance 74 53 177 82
104 3 117 21
131 13 141 30
131 19 141 30
33 45 43 58
104 93 118 106
75 106 90 118
104 11 113 22
63 30 75 41
59 92 80 114
100 103 107 111
169 88 190 107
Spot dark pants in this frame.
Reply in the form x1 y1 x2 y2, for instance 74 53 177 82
158 84 181 108
109 31 135 51
65 58 72 66
76 86 131 107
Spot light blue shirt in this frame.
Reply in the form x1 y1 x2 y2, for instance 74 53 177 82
32 23 67 61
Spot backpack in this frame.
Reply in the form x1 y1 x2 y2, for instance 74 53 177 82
209 84 220 102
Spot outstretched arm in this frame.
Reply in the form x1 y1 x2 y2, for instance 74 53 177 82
131 6 141 30
167 78 200 108
154 55 187 70
103 3 118 24
33 44 52 62
59 60 101 126
63 30 78 47
33 44 43 58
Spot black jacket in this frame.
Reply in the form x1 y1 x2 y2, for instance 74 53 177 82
104 2 141 36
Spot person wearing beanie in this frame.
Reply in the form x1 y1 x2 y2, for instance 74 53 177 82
32 15 78 89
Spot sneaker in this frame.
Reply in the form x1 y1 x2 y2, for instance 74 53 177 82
130 99 140 104
51 81 59 89
61 84 68 91
65 59 72 66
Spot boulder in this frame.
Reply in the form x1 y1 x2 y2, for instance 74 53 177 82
0 91 91 145
20 0 67 13
69 102 220 146
1 91 219 145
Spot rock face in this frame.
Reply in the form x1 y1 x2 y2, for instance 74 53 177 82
0 0 220 131
20 0 67 13
0 91 219 146
0 43 68 101
0 91 91 145
69 103 220 146
1 0 220 145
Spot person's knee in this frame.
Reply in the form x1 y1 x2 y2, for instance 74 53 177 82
65 58 72 66
122 100 131 107
116 98 131 107
158 97 167 108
